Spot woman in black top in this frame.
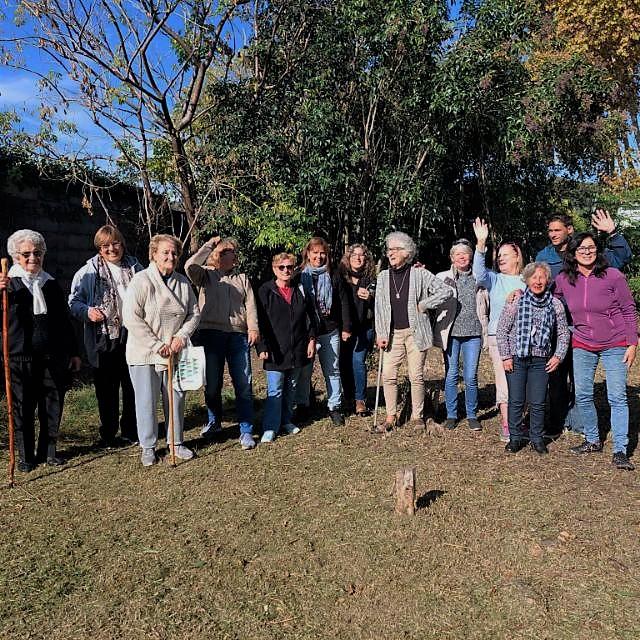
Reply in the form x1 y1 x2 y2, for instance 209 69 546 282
0 229 81 472
338 244 376 416
256 252 316 443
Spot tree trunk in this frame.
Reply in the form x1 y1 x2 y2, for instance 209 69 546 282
393 466 416 515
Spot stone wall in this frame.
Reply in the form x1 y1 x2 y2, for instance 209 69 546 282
0 175 148 293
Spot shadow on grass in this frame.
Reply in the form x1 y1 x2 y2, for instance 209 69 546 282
416 489 445 511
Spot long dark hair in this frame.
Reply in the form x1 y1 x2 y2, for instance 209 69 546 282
562 231 609 285
338 243 375 282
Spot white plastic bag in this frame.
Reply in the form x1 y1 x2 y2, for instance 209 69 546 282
173 340 206 391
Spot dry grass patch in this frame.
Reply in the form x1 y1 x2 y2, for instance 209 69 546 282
1 351 639 639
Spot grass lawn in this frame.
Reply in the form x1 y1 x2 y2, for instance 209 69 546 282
1 350 639 639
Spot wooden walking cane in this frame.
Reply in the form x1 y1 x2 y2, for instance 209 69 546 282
167 353 177 466
2 258 15 487
373 346 384 431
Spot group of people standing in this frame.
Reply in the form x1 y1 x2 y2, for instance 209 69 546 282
1 208 637 472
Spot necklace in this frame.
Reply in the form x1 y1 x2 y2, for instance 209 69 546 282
390 268 409 299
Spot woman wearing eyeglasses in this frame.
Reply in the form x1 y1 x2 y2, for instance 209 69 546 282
554 232 638 470
185 236 260 450
0 229 81 471
256 253 316 443
433 239 489 431
472 218 525 441
375 231 453 432
69 225 143 448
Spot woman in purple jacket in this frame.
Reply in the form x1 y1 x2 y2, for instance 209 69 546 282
554 232 638 470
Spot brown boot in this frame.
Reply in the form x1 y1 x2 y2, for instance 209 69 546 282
355 400 371 417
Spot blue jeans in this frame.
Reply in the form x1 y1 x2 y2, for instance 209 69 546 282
339 328 374 402
263 368 302 433
573 346 629 453
505 356 548 444
443 336 481 420
296 329 343 410
198 329 254 434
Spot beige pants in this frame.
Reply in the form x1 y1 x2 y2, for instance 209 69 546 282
382 328 426 419
487 335 508 405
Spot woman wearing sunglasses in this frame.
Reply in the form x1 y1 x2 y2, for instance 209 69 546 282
255 253 317 443
0 229 81 471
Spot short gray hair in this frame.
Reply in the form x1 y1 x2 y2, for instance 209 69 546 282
385 231 417 261
450 240 473 261
523 261 551 285
7 229 47 260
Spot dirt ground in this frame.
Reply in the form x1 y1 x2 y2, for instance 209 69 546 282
0 349 639 639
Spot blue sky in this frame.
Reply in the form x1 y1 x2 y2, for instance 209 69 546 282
0 1 464 168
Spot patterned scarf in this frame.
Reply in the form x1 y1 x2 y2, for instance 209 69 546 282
94 255 135 341
515 288 555 358
301 264 333 316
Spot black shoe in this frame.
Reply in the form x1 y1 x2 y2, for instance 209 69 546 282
329 410 345 426
570 440 603 454
46 456 65 466
443 418 457 430
612 452 635 471
17 461 36 473
467 418 482 431
97 437 117 449
530 441 549 455
505 439 528 453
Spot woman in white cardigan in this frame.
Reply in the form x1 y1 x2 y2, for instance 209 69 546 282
123 234 200 467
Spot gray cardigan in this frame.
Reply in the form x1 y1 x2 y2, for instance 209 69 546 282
375 267 453 351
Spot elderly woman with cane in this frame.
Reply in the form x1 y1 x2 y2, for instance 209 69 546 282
374 231 453 432
496 262 569 454
123 234 200 467
0 230 81 472
69 225 143 447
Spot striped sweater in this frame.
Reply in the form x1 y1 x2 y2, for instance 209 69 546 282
375 267 453 351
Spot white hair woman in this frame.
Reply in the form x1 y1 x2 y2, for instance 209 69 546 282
374 231 453 432
69 225 143 448
433 239 489 431
122 234 200 467
0 229 81 472
496 261 569 454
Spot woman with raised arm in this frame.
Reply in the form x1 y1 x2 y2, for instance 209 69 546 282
123 234 200 467
0 230 81 472
472 218 525 442
185 236 259 450
69 225 143 447
256 253 316 443
374 231 453 432
338 243 376 416
496 262 569 454
554 232 638 470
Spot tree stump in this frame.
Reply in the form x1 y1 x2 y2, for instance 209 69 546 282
393 466 417 515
